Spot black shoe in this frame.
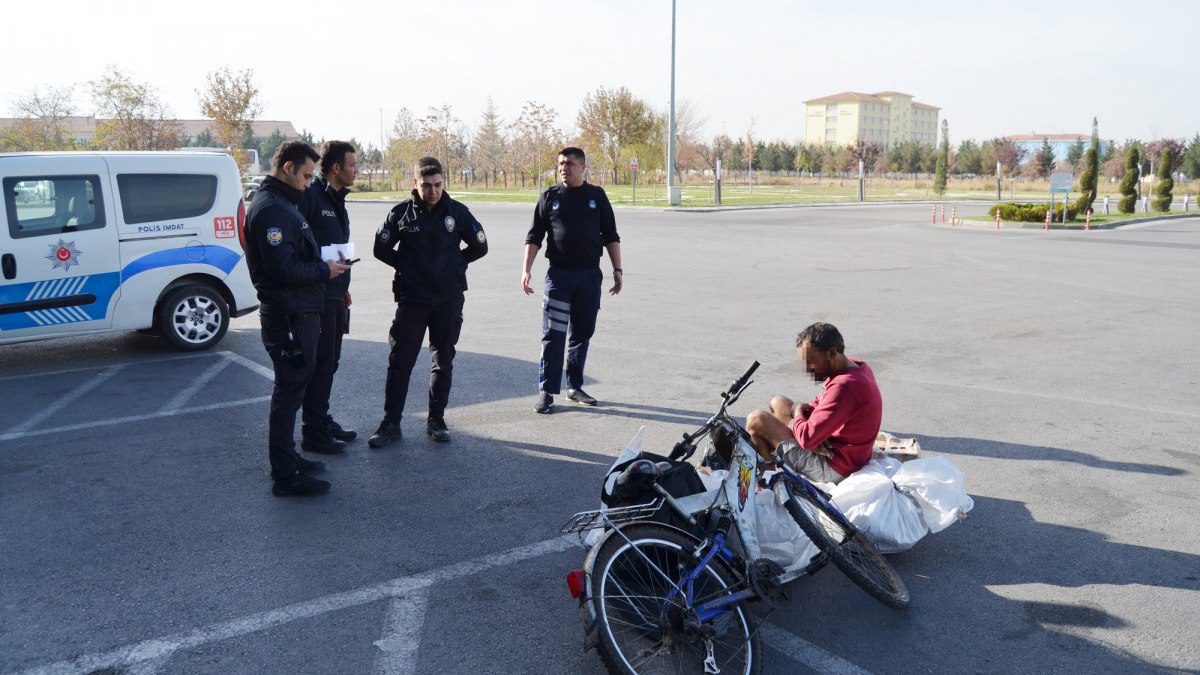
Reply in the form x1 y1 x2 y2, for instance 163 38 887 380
325 416 357 442
300 431 347 455
566 388 597 406
426 417 451 443
534 392 554 414
294 454 326 475
272 471 330 497
368 420 402 448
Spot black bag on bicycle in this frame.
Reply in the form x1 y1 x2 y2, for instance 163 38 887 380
601 451 708 534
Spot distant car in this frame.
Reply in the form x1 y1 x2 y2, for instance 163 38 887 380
1 151 258 350
243 175 266 201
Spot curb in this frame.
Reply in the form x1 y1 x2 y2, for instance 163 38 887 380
952 211 1199 231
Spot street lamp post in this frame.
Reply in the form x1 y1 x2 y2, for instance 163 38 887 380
667 0 680 206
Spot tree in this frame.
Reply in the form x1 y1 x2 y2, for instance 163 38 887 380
990 138 1027 177
1118 147 1140 213
387 108 422 187
848 140 882 176
508 100 562 188
1075 118 1100 214
3 85 78 151
90 66 183 151
933 120 950 195
197 67 263 173
1144 138 1186 176
670 99 707 184
697 133 732 177
1152 148 1174 212
1181 135 1200 180
1066 139 1085 170
473 97 508 187
417 104 465 181
956 139 982 175
576 86 655 184
189 128 215 147
258 128 288 169
1032 139 1055 178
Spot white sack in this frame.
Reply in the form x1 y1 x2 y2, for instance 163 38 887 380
830 461 928 554
892 456 974 533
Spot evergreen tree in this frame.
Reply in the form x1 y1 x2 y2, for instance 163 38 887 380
933 120 949 195
1118 147 1140 213
1152 148 1174 212
1075 118 1100 214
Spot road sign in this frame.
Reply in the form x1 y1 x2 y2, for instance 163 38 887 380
1050 171 1073 193
630 157 639 172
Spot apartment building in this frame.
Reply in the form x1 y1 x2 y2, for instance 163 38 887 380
803 91 940 148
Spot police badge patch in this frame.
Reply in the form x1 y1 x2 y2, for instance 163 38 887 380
444 215 456 232
588 199 597 209
476 230 486 243
551 200 560 210
379 228 390 243
266 228 283 246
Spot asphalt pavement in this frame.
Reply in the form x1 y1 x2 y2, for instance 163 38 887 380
1 200 1197 674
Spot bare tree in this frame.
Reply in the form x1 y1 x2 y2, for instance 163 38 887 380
387 108 422 188
7 85 78 150
90 66 184 151
577 86 655 183
417 104 466 182
509 101 562 188
669 98 707 184
697 133 732 177
197 67 263 172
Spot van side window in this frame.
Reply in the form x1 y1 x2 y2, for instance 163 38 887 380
3 175 106 239
117 174 218 225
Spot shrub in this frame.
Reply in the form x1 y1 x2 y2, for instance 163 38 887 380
1118 148 1139 213
988 202 1078 222
1153 148 1174 212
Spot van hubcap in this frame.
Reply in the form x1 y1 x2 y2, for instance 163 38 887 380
172 296 221 344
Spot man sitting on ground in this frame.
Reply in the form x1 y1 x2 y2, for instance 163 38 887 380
745 322 882 484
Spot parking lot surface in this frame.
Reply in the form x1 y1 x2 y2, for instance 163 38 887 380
2 202 1198 674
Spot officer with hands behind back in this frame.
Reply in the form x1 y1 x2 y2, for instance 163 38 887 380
245 140 351 497
368 157 488 448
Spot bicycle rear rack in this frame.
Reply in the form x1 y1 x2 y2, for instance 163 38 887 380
560 499 664 534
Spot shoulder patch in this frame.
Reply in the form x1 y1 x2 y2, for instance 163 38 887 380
266 227 283 246
476 230 486 244
379 227 390 243
551 200 560 211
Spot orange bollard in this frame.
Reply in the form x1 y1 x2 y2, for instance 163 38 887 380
1044 209 1051 231
995 210 1001 229
1086 209 1092 231
941 204 946 224
951 206 957 226
931 204 936 224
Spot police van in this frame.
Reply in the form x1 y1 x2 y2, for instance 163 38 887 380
1 151 258 351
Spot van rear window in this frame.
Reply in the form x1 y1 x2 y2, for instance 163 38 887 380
117 173 218 225
4 175 106 239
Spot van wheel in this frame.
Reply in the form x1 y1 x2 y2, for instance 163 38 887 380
157 284 229 351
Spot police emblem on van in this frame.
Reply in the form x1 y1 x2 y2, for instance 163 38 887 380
444 216 456 232
46 239 81 271
266 228 283 246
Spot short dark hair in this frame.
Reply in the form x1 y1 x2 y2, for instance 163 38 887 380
272 140 319 172
415 156 443 178
319 140 356 176
796 322 844 354
559 146 585 163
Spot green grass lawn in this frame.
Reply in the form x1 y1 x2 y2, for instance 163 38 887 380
348 179 1198 209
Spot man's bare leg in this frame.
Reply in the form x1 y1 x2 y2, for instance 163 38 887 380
769 395 795 425
745 409 795 462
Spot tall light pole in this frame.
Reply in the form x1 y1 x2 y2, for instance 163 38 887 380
667 0 679 206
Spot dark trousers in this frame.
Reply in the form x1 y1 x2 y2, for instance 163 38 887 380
382 295 464 423
539 266 601 394
301 298 348 436
260 312 321 480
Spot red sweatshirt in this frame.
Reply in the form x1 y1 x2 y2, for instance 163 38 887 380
790 358 882 477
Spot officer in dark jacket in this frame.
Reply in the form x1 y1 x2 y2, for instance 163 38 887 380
521 147 623 414
368 157 488 447
245 140 350 497
297 140 358 453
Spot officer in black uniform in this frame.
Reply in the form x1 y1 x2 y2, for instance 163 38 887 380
521 146 623 414
245 140 350 497
298 140 358 453
368 157 488 447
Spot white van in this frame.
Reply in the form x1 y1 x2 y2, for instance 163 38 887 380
1 151 258 350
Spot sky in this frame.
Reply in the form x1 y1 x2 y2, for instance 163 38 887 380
3 0 1197 149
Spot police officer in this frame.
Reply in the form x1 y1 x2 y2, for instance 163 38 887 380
368 157 488 447
245 140 350 497
521 146 623 414
298 140 358 453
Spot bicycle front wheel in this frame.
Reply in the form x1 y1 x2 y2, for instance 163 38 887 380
782 481 911 609
589 523 761 675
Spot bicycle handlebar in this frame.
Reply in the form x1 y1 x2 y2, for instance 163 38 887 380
725 361 760 399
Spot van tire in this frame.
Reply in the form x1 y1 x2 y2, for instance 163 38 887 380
157 284 230 351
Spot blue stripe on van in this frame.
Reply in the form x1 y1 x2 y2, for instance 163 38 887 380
0 272 121 331
120 246 242 282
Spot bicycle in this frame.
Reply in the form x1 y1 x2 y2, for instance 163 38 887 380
561 361 908 675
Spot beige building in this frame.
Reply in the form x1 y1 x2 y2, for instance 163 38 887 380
804 91 940 148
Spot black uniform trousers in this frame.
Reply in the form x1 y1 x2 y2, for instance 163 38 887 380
301 299 348 437
539 266 602 394
382 294 465 423
260 311 321 480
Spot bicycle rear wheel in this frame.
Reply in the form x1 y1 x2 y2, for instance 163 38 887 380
782 480 910 609
589 523 761 675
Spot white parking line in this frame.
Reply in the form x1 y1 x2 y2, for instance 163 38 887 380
19 536 577 675
761 623 874 674
0 352 216 382
4 364 123 436
374 590 431 675
218 350 275 381
158 358 232 414
0 396 271 442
